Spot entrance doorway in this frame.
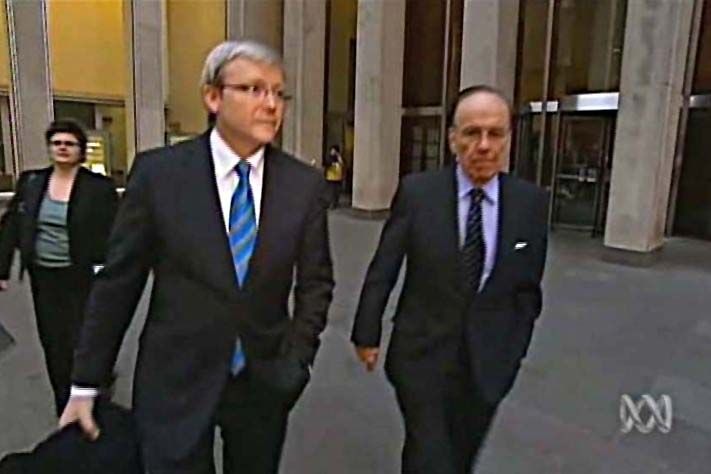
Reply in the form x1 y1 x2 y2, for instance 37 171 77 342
673 95 711 239
514 92 617 234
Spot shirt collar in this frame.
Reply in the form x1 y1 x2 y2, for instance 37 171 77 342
455 162 499 205
210 128 265 179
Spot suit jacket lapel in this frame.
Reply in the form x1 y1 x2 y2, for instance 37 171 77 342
24 168 51 221
66 167 88 229
177 132 240 294
445 165 462 266
436 165 470 298
245 145 282 288
480 173 518 294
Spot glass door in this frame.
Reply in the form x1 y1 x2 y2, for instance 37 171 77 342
513 100 558 186
550 112 615 233
673 95 711 239
513 0 628 236
670 0 711 239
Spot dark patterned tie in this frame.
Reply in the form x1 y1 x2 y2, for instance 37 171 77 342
462 188 486 293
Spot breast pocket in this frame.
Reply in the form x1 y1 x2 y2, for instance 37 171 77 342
494 238 534 285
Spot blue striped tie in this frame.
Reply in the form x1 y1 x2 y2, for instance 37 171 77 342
229 160 257 375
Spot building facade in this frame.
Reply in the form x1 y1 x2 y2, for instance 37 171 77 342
0 0 709 255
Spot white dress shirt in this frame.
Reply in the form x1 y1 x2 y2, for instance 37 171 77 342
70 129 266 400
210 128 265 230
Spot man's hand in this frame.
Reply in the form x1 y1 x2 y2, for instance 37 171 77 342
355 346 380 371
0 280 9 291
59 397 100 441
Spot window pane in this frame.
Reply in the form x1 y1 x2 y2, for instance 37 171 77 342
402 0 446 107
516 0 548 107
551 0 627 97
166 0 226 140
675 0 711 239
48 0 126 183
692 0 711 93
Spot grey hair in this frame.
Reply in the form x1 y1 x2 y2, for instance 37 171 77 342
200 40 283 87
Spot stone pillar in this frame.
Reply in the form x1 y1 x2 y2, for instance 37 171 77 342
125 0 166 165
5 0 53 171
459 0 519 102
227 0 283 53
281 0 326 164
604 0 695 254
352 0 406 211
459 0 519 171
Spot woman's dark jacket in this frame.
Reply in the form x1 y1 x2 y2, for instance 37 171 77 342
0 166 118 279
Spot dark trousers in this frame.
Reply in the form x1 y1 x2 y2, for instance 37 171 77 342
327 181 341 208
393 360 498 474
28 265 93 417
150 371 292 474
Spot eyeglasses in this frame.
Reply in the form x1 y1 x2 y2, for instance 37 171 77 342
49 140 80 148
221 83 292 103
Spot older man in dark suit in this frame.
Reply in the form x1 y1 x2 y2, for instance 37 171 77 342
59 40 334 474
352 85 549 474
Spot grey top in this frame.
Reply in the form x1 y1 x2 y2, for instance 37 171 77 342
34 194 71 267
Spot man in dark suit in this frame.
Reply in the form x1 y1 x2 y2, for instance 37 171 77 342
351 85 549 474
59 40 334 474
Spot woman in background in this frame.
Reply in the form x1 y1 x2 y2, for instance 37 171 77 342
0 120 118 416
324 145 344 208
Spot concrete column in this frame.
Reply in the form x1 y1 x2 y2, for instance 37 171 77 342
352 0 406 211
459 0 518 171
281 0 326 164
604 0 695 254
125 0 165 165
459 0 519 103
227 0 283 53
5 0 53 171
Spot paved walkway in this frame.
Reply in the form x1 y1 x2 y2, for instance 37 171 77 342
1 210 710 473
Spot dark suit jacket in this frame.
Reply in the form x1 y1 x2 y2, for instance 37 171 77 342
351 168 548 405
71 131 334 468
0 400 142 474
0 166 118 279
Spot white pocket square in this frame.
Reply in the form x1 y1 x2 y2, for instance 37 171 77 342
514 241 528 250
